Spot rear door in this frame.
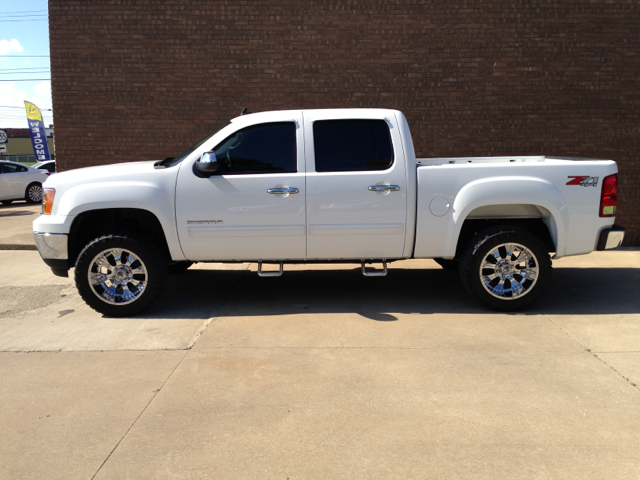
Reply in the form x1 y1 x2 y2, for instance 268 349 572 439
303 111 408 259
175 113 307 261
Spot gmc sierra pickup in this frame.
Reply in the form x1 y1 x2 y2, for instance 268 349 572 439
33 109 625 316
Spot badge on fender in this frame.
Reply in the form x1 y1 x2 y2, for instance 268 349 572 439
566 176 599 187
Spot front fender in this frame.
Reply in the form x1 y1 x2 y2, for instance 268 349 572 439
55 181 184 261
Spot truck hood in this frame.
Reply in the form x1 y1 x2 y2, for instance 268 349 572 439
44 160 161 189
42 160 182 218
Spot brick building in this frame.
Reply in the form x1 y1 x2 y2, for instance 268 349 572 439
48 1 639 245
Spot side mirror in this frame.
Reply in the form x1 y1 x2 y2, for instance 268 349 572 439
196 151 219 176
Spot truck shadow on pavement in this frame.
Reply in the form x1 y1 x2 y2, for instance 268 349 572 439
143 266 640 320
0 209 37 218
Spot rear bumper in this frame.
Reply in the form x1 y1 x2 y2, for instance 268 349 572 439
34 232 69 277
597 225 625 251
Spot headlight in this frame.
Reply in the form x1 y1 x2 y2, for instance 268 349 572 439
43 188 55 215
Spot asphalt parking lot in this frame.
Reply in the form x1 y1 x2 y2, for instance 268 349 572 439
1 201 639 479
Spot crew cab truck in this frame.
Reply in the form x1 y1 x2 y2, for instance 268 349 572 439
33 109 625 316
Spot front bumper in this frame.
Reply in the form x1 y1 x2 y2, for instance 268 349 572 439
34 232 69 277
597 225 625 251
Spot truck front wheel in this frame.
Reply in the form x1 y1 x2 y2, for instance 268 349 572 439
459 227 551 311
74 233 168 317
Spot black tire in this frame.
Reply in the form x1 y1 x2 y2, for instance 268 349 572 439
433 258 459 271
74 233 168 317
25 182 43 204
459 226 552 311
168 261 194 274
1 200 13 205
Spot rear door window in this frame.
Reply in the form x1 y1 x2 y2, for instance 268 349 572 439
313 120 394 172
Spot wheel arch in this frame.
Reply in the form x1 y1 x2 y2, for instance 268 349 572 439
68 208 172 266
448 177 567 258
453 216 556 260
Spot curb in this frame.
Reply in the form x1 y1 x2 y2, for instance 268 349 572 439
0 244 38 251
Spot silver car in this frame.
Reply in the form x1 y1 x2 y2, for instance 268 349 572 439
0 161 50 205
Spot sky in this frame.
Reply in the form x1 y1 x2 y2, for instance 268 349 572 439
0 0 52 128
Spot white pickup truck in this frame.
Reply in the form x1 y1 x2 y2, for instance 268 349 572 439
33 108 625 316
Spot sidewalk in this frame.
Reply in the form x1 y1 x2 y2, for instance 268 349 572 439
0 201 40 250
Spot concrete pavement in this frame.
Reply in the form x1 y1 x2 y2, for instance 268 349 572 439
0 249 639 479
0 201 40 250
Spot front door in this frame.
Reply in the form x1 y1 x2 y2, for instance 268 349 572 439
175 115 306 261
303 111 408 260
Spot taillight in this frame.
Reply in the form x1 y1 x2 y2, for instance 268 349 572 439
599 173 618 217
43 189 55 215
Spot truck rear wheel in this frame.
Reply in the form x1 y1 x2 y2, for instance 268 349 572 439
74 233 168 317
459 227 551 311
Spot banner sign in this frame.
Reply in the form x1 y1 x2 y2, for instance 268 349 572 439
24 101 51 161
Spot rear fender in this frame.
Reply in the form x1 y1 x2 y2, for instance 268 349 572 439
449 177 568 257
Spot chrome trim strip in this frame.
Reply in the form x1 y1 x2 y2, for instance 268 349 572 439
33 232 68 260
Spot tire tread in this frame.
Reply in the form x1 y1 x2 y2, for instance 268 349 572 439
459 226 552 311
74 232 168 317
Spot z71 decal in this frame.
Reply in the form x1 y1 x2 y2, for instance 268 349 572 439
566 176 599 187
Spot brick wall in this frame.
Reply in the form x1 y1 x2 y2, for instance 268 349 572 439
49 0 639 245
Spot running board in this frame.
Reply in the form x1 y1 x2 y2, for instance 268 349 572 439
361 260 388 277
257 261 283 277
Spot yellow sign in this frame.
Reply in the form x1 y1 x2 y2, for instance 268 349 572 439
24 101 43 122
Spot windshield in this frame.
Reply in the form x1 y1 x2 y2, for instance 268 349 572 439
166 122 231 167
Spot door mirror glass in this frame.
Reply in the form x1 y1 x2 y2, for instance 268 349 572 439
196 151 218 176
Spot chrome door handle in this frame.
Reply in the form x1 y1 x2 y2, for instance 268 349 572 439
267 187 299 194
368 185 400 192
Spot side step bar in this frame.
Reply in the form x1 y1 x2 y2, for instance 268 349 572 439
256 260 389 277
257 261 283 277
361 260 388 277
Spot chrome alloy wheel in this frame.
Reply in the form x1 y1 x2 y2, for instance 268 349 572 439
479 243 539 300
88 248 148 305
28 185 43 202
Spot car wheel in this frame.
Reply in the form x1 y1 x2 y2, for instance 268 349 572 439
25 182 43 203
74 233 168 317
168 261 194 274
459 226 552 311
433 258 459 271
1 200 13 205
